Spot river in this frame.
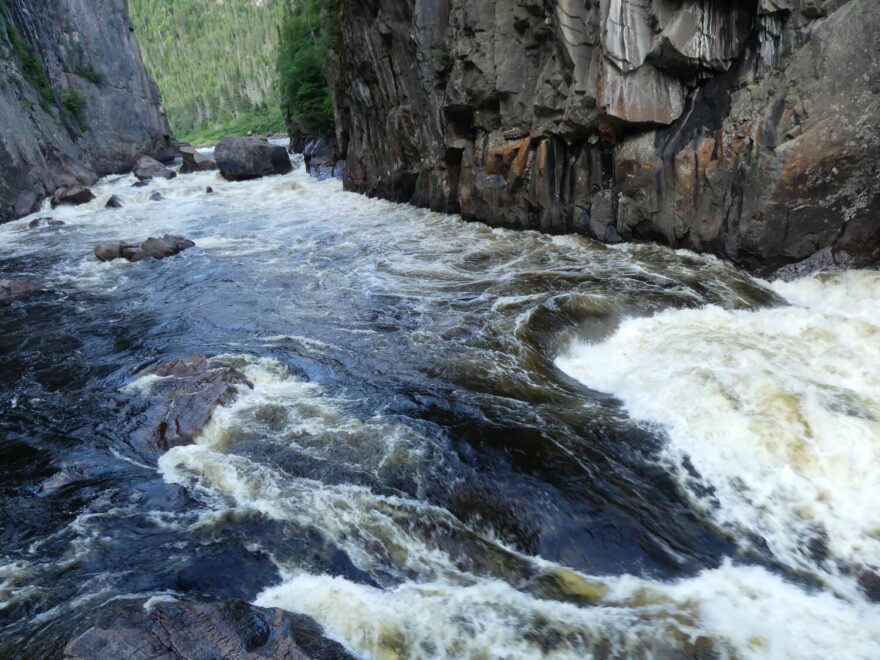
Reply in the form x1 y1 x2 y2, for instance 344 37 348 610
1 153 878 658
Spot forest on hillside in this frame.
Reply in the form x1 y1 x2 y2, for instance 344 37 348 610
129 0 286 143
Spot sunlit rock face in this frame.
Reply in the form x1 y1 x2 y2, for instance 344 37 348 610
329 0 880 270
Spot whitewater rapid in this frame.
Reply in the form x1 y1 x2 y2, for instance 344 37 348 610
0 152 877 658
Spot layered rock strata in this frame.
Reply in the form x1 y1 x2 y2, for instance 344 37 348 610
329 0 880 268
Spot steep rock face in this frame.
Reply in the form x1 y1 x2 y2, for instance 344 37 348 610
330 0 880 269
0 0 174 222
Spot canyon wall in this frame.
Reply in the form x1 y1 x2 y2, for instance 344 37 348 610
0 0 174 221
328 0 880 269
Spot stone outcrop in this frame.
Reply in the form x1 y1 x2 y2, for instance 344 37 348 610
215 136 293 181
0 0 173 222
51 186 96 208
134 155 175 181
130 355 252 459
328 0 880 269
64 598 354 660
179 144 218 174
94 235 195 262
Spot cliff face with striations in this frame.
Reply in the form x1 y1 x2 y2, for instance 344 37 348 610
0 0 174 221
328 0 880 269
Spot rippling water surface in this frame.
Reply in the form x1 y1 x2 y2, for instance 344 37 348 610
1 156 879 658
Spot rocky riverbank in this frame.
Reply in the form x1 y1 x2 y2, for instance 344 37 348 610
326 0 880 271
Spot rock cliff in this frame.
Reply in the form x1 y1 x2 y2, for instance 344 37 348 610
0 0 173 221
328 0 880 269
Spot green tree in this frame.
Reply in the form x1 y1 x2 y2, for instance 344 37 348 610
276 0 335 134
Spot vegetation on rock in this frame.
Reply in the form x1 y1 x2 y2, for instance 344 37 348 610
277 0 336 135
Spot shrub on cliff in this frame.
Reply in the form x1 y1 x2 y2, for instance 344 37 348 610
276 0 335 134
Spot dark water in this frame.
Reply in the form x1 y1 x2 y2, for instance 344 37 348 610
1 162 878 658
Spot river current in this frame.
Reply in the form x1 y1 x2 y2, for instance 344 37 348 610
1 153 879 658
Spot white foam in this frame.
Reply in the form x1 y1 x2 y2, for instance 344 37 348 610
556 271 880 597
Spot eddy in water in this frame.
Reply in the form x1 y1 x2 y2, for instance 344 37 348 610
1 150 879 659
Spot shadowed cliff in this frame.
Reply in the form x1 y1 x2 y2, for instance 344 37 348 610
327 0 880 271
0 0 174 221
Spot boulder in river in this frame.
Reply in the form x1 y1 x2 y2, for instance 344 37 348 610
149 191 163 202
28 217 65 229
304 135 343 180
51 186 95 208
104 195 123 209
179 144 218 174
63 598 354 660
94 235 195 263
134 155 176 181
131 355 252 457
215 136 292 181
131 180 151 189
0 278 43 304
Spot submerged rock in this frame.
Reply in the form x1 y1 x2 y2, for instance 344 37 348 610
134 155 176 181
179 144 218 174
131 355 252 457
63 598 354 660
131 180 151 189
105 195 123 209
206 186 214 194
0 278 43 304
51 186 95 208
149 191 164 202
28 217 65 229
94 235 195 262
215 136 293 181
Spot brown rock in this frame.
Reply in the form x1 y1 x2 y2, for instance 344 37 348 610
0 278 43 304
51 186 95 208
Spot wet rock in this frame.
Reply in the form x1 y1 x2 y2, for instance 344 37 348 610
149 191 164 202
94 241 127 262
94 235 195 263
63 599 354 660
215 136 293 181
105 195 123 209
51 186 95 208
0 278 43 304
206 186 214 194
131 355 252 457
773 248 859 281
134 155 176 181
131 180 151 188
179 144 218 174
28 217 65 229
304 135 341 180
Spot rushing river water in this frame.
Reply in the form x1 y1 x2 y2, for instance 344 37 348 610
1 153 879 658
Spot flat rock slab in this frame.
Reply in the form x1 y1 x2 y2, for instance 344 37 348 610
215 136 292 181
131 355 253 458
63 599 354 660
94 235 195 262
